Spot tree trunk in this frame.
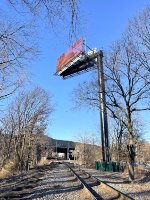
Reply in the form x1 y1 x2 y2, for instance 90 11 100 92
127 144 135 181
127 116 136 182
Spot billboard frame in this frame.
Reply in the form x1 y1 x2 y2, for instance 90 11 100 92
56 37 84 75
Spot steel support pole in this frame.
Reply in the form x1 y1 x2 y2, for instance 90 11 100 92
67 142 69 160
97 50 110 162
56 141 58 160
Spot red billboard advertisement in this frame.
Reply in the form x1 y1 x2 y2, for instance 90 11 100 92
56 37 83 73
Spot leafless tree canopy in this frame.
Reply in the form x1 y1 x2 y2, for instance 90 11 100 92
7 0 80 36
74 132 101 166
72 79 99 110
105 36 150 117
127 6 150 72
0 13 36 100
0 87 54 171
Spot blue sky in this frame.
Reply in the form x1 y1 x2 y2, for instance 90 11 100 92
2 0 150 141
32 0 150 141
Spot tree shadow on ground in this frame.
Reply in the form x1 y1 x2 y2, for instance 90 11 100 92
127 190 150 198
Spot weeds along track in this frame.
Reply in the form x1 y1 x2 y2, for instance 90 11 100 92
0 161 133 200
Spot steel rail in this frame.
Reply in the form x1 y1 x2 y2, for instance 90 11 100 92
78 167 134 200
65 162 134 200
65 163 104 200
93 176 134 200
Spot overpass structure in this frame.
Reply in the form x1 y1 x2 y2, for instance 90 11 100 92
48 138 75 160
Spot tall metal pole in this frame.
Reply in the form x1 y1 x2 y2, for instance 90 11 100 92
56 141 58 160
97 50 110 162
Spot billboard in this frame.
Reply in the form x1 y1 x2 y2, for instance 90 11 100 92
56 37 83 73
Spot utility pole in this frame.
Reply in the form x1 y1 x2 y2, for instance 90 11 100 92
56 141 58 160
97 50 110 162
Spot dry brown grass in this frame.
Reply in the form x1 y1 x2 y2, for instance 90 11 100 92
37 157 51 166
0 168 11 178
0 161 17 178
79 187 93 199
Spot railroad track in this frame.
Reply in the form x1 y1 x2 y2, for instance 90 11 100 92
65 162 134 200
0 161 134 200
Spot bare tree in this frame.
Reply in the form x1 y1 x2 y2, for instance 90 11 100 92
110 115 143 164
0 12 36 101
136 140 150 164
72 7 150 181
104 34 150 180
109 116 126 162
127 6 150 72
1 87 54 171
74 132 101 166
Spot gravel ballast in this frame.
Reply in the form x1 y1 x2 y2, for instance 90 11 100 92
0 162 150 199
82 167 150 200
